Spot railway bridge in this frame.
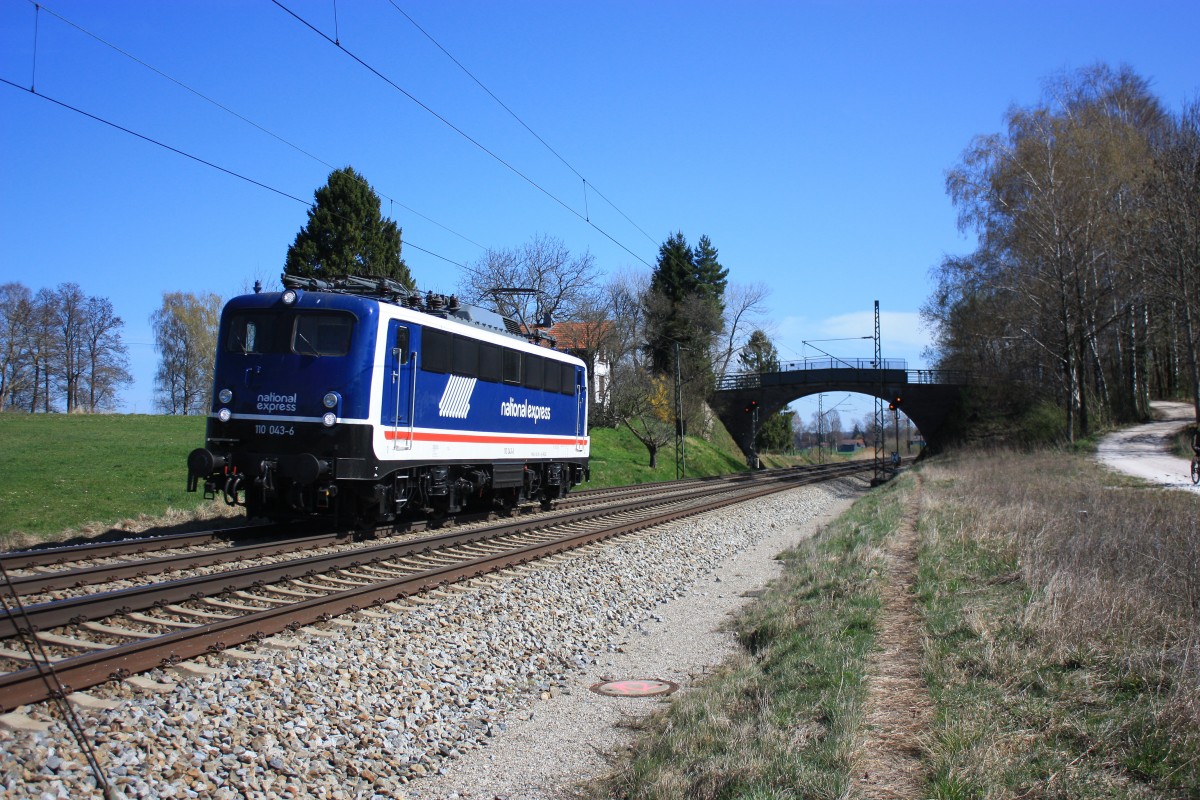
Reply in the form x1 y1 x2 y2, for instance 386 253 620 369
711 358 969 463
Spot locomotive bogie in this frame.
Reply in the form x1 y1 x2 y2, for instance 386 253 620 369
187 278 590 526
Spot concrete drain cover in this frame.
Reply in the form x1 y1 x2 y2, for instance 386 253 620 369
590 679 679 698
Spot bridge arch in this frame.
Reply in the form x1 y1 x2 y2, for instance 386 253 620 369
711 359 967 463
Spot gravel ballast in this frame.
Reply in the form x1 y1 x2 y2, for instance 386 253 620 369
1 478 866 799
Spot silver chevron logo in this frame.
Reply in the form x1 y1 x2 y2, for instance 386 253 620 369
438 375 477 419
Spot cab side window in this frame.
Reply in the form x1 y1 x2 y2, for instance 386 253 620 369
523 354 544 390
423 328 451 373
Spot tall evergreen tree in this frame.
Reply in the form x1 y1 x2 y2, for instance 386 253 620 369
691 234 728 308
645 232 695 373
644 231 727 376
285 167 413 287
649 232 695 305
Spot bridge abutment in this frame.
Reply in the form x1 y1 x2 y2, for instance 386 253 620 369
712 367 966 463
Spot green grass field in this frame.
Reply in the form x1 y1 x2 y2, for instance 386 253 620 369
0 413 764 548
0 413 212 545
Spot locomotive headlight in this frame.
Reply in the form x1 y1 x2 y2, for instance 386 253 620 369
217 407 233 423
323 392 339 409
218 388 233 404
281 289 298 305
322 412 337 427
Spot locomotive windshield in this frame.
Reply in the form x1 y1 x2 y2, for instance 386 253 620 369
227 310 355 356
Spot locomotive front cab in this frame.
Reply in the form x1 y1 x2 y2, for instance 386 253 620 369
187 287 378 520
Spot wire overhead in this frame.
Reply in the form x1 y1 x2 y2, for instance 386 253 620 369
269 0 653 268
20 0 486 254
386 1 659 248
29 2 39 91
388 0 662 247
10 1 655 271
0 78 468 270
0 77 309 205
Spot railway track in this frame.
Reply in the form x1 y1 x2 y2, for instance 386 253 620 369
0 462 872 712
0 465 820 599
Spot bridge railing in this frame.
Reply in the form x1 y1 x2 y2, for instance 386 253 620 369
716 362 971 391
775 356 908 372
906 369 971 385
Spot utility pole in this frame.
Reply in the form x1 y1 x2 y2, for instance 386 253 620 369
674 341 685 479
873 300 884 482
894 405 901 465
817 392 824 465
750 402 759 468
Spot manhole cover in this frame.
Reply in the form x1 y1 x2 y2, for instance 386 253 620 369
589 679 679 697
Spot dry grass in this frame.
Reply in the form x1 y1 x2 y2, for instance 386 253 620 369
0 502 245 553
586 450 1199 799
590 480 904 799
853 477 934 799
918 450 1200 797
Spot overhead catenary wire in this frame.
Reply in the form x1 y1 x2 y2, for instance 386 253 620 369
0 558 117 799
10 1 653 275
270 0 653 269
29 1 39 91
20 0 486 253
0 77 310 205
0 77 467 270
387 1 659 247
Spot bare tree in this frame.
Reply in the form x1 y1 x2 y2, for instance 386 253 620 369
935 64 1167 439
152 291 222 415
458 234 602 328
0 283 33 411
51 283 88 412
27 288 58 413
0 282 133 413
80 296 132 411
1141 101 1200 422
712 281 772 378
604 268 649 368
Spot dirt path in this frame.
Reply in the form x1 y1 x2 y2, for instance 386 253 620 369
852 478 933 799
1096 401 1199 493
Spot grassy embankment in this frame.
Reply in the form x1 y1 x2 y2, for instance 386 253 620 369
0 413 216 549
0 412 798 549
593 450 1200 799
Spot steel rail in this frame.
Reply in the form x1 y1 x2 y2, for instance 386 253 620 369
0 461 871 710
0 522 289 571
0 473 711 571
4 531 348 595
0 465 860 638
1 463 836 597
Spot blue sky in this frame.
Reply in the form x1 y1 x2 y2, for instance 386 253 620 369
1 1 1197 423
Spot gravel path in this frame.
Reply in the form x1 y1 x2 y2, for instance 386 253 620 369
1096 401 1199 493
2 478 866 800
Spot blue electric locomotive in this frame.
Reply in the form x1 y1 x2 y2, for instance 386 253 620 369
186 275 590 524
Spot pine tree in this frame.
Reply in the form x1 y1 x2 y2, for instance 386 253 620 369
691 235 728 309
648 233 692 301
644 232 726 378
738 329 780 373
285 167 413 287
